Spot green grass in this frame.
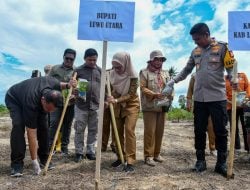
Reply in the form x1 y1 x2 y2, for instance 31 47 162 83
0 104 9 116
138 107 193 121
167 107 193 121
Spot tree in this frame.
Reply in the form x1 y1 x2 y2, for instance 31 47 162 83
178 95 186 109
168 66 178 79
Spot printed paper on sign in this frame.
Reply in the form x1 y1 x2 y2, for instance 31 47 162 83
78 0 135 42
228 11 250 50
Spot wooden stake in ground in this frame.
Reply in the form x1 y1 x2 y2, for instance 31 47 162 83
95 41 108 190
106 71 124 164
43 72 77 175
227 60 238 179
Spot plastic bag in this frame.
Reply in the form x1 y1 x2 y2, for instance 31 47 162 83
155 97 172 112
78 78 88 101
236 91 246 107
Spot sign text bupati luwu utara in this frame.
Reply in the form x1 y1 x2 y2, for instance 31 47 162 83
78 1 135 42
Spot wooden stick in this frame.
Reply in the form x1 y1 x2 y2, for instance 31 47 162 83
227 60 238 179
106 71 124 164
43 72 77 175
95 41 108 190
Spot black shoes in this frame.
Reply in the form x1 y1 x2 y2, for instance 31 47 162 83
86 154 96 160
111 160 122 167
75 154 84 163
193 160 207 172
40 162 55 170
123 164 135 173
110 144 117 153
10 166 23 177
214 163 227 177
75 153 96 162
61 147 69 155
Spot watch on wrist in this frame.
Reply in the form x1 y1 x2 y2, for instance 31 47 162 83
66 83 70 89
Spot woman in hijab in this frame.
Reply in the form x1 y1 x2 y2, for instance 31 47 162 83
106 52 140 172
140 50 171 167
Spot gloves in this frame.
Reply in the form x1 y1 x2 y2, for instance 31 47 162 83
162 79 175 95
166 79 175 88
32 159 41 175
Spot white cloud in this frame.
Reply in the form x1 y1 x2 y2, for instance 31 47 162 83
1 0 250 105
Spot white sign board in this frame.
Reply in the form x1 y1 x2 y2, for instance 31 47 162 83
228 11 250 50
78 1 135 42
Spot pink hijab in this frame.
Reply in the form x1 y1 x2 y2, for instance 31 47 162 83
110 52 137 95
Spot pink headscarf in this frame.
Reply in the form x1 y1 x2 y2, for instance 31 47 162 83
110 52 137 95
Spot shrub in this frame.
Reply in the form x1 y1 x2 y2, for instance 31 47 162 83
167 107 193 122
0 104 9 116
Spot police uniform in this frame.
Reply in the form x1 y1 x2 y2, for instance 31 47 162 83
173 39 234 170
186 73 216 152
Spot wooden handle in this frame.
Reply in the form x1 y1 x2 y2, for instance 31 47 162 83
106 72 124 164
43 72 77 175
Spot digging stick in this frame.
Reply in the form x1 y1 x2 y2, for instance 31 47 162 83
106 71 124 164
43 72 77 175
227 60 238 179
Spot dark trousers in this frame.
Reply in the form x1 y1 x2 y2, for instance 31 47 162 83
193 101 228 153
5 95 49 168
227 108 249 151
49 105 74 149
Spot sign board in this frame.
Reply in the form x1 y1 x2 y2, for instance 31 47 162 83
228 11 250 50
78 0 135 42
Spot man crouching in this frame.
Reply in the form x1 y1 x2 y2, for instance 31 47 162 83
5 76 76 177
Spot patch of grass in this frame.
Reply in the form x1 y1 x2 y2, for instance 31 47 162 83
167 107 193 122
0 104 9 117
138 107 193 122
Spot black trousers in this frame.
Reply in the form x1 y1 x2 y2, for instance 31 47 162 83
5 95 49 168
228 108 249 151
49 105 74 149
193 101 228 153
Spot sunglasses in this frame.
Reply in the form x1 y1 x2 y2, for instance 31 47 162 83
154 57 164 62
65 57 74 61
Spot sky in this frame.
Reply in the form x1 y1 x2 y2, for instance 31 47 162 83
0 0 250 105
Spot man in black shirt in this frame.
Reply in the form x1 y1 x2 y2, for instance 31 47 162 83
5 76 76 177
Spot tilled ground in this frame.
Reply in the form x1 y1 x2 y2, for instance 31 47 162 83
0 116 250 190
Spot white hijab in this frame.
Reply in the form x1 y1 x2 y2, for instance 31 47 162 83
110 52 137 95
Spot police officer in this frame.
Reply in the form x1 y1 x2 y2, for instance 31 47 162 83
186 73 217 156
163 23 235 177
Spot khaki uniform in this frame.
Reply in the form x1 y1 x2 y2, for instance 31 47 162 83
140 69 170 158
186 73 215 151
102 107 115 151
112 78 140 165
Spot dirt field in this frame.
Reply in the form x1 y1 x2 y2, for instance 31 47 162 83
0 116 250 190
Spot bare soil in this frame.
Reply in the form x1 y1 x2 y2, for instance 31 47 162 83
0 116 250 190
